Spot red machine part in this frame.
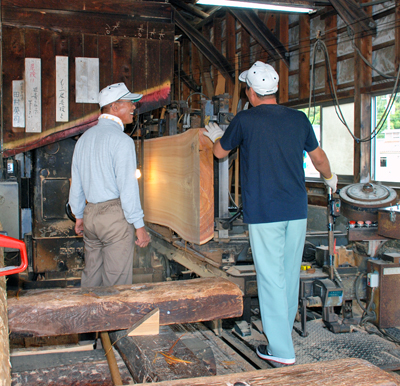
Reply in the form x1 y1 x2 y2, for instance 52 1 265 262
0 234 28 276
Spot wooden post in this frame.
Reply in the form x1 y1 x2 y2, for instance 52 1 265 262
353 0 372 183
324 10 337 97
101 332 123 386
0 221 12 385
278 14 289 104
299 14 310 101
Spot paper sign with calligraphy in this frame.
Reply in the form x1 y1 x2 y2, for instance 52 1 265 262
12 80 25 128
75 57 99 104
25 58 42 133
56 56 69 122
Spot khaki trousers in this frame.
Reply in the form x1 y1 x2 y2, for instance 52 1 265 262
81 198 134 287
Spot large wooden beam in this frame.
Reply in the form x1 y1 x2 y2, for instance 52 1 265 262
142 129 214 245
8 278 243 337
147 358 400 386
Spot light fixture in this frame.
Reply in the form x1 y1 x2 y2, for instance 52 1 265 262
196 0 314 13
136 168 142 179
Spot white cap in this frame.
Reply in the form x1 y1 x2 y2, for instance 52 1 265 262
239 61 279 95
98 83 143 108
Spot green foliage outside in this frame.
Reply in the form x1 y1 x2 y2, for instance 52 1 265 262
376 94 400 139
299 106 321 126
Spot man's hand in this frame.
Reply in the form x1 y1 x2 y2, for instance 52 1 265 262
204 122 224 143
323 173 338 193
135 226 151 248
75 218 84 236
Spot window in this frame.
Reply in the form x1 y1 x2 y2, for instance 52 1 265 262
372 94 400 183
299 107 321 178
299 103 355 178
321 103 355 176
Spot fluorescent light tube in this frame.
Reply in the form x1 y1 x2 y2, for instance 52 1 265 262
196 0 314 13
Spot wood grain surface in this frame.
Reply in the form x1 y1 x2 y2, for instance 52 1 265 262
142 129 214 245
8 277 242 337
145 358 400 386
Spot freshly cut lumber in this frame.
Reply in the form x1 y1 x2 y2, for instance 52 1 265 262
142 129 214 245
110 325 216 383
146 358 400 386
0 221 11 385
128 308 159 337
8 277 243 337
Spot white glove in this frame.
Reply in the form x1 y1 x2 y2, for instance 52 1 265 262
323 173 338 192
204 122 224 143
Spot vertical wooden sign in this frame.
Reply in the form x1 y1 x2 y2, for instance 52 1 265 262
25 58 42 133
56 56 69 122
12 80 25 128
75 57 99 104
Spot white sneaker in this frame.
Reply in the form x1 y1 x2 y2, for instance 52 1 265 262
256 345 295 365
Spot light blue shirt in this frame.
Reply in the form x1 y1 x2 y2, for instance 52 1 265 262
69 115 144 229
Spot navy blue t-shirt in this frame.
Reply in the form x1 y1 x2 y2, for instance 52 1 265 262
220 104 318 224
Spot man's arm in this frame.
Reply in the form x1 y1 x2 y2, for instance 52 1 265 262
308 146 338 192
308 146 332 179
213 139 230 159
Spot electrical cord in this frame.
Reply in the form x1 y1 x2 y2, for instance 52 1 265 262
360 287 376 326
309 37 400 144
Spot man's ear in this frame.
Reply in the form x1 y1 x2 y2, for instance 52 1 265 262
110 102 119 113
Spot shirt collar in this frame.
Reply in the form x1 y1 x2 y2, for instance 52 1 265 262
99 114 124 131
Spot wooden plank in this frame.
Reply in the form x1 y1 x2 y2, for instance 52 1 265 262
278 14 289 104
324 11 337 97
0 221 12 385
128 308 160 337
40 30 57 132
353 0 372 183
8 278 243 337
299 14 310 101
142 129 214 245
110 325 216 383
146 358 400 386
1 2 174 156
2 0 174 21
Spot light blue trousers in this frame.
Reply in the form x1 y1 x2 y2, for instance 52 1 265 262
249 219 307 359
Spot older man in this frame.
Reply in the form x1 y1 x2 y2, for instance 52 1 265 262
204 62 337 365
69 83 150 287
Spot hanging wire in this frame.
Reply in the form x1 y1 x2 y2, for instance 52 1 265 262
308 36 400 144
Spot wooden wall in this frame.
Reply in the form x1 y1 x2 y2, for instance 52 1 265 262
1 0 175 157
176 4 398 106
174 2 399 184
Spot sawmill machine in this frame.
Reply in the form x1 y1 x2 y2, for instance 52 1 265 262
299 182 400 335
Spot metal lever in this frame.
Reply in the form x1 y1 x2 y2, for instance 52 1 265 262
0 234 28 276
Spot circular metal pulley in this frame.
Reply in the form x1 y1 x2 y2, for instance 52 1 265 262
339 182 398 221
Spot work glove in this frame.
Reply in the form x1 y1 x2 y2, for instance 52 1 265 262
204 122 224 143
323 173 338 193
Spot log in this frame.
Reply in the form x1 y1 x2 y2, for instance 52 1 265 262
8 277 243 337
11 349 133 386
0 221 12 385
145 358 400 386
142 129 214 245
109 325 216 383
